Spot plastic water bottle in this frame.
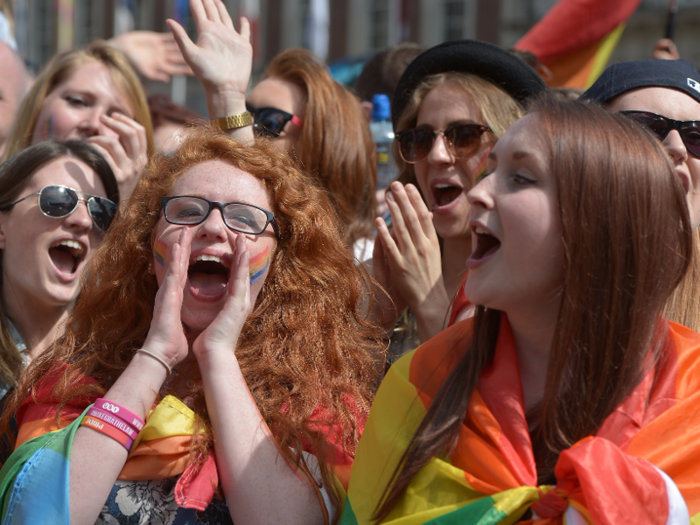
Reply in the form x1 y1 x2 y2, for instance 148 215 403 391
370 94 397 191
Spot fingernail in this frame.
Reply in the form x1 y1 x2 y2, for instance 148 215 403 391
386 191 395 203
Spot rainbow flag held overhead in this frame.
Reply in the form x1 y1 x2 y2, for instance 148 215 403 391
514 0 643 88
341 315 700 524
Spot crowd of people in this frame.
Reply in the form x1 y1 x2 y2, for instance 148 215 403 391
0 0 699 523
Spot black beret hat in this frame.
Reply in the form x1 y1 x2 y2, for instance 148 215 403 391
391 39 549 130
581 59 700 105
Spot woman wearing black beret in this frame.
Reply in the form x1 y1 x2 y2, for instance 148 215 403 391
369 40 548 358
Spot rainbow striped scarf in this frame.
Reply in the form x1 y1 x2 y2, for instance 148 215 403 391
342 315 700 524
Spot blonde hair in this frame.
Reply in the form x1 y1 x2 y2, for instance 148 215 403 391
664 230 700 332
395 72 524 191
2 40 153 161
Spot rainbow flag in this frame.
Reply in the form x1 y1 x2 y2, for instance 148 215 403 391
341 315 700 524
0 385 219 521
0 367 355 521
513 0 642 88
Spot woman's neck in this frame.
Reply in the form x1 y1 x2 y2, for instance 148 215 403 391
506 301 560 414
4 296 71 362
165 350 201 400
441 236 471 299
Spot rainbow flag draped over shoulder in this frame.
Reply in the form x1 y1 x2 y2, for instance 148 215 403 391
513 0 642 88
0 383 220 523
0 367 355 522
342 315 700 524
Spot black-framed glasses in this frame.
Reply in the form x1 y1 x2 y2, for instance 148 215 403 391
246 103 303 138
161 196 281 238
620 110 700 158
2 184 117 231
395 123 492 164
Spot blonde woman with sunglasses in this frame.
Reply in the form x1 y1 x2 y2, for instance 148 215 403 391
369 41 547 359
0 140 118 399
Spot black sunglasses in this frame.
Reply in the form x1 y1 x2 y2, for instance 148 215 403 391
395 123 492 164
620 110 700 158
2 184 117 231
246 103 303 138
161 196 281 239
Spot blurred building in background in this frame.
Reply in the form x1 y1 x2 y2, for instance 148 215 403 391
10 0 700 115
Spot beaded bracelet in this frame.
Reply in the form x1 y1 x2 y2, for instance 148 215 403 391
81 415 134 451
87 407 139 440
94 398 145 431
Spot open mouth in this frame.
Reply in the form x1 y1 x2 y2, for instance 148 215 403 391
49 239 86 276
432 183 463 207
187 254 230 301
470 226 501 261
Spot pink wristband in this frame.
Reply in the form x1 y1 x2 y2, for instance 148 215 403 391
94 398 145 431
82 415 134 451
87 407 139 440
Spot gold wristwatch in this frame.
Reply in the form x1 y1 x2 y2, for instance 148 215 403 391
210 111 254 131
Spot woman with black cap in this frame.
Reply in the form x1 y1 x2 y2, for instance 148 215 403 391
582 59 700 332
369 40 548 357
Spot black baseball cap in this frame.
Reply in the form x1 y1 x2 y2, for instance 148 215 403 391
581 59 700 105
392 39 549 129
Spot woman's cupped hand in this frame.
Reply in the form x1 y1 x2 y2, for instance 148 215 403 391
141 227 252 371
192 231 251 360
86 112 148 201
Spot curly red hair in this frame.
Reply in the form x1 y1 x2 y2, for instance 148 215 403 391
4 129 385 517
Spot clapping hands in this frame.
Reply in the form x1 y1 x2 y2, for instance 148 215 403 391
372 182 449 342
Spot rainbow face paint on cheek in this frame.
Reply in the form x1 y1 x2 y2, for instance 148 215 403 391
249 246 270 285
473 148 491 183
154 238 168 267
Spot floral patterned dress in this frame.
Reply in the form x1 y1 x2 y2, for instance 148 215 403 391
97 478 233 525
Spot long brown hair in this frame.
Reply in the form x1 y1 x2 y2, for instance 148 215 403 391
395 72 524 195
266 48 377 249
4 130 384 517
0 140 117 388
2 40 154 162
374 99 692 521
